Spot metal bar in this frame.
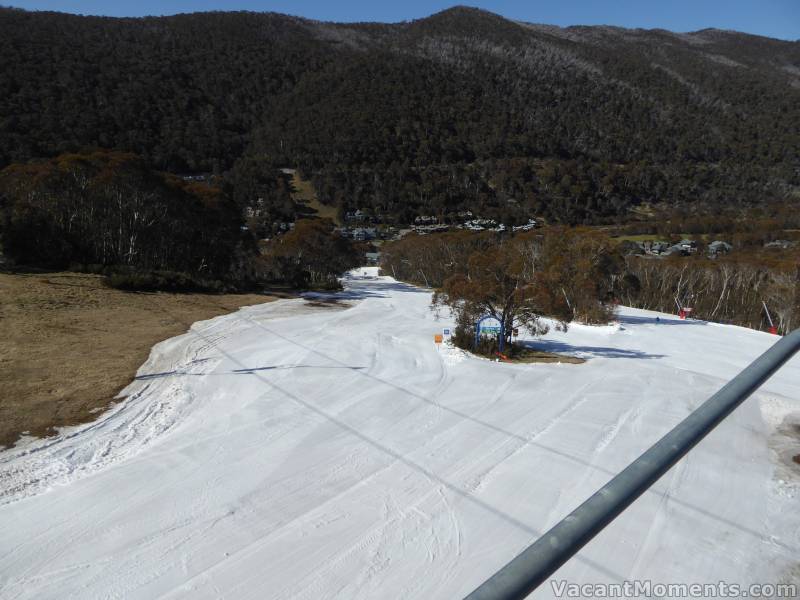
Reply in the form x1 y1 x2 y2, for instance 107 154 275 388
465 328 800 600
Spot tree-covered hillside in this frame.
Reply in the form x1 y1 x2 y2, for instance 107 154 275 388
1 6 798 224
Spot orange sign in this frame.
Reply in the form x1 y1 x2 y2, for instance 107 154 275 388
434 334 443 344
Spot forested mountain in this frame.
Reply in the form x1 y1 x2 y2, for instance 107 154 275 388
1 6 798 224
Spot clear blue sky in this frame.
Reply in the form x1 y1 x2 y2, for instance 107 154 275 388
5 0 799 40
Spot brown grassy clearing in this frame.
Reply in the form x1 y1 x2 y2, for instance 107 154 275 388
0 271 286 448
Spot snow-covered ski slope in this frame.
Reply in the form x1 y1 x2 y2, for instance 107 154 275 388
1 268 799 599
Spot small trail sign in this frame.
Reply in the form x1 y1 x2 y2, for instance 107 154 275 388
434 334 443 344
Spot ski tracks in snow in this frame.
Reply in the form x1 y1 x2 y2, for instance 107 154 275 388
0 299 311 507
1 270 798 599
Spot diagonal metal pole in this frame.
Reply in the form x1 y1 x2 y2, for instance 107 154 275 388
466 328 800 600
763 301 775 329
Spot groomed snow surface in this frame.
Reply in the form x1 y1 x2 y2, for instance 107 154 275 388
1 268 799 599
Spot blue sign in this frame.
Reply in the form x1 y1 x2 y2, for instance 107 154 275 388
475 315 506 351
443 328 451 336
477 316 501 334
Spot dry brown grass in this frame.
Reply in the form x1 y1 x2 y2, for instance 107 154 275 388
0 271 285 448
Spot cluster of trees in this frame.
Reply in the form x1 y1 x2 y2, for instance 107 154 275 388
624 255 799 333
611 204 800 244
0 151 360 292
257 219 362 288
0 151 251 283
381 230 496 287
311 163 518 225
224 156 298 238
384 229 622 354
383 228 799 340
310 158 650 225
1 7 798 226
433 243 568 353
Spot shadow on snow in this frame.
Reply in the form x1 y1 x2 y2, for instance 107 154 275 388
135 364 365 380
521 339 665 360
617 314 708 327
305 277 425 301
128 296 799 573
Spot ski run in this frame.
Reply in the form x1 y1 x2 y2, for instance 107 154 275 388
1 267 798 599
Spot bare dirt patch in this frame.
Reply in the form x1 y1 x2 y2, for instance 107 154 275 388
303 297 350 309
0 271 286 449
505 348 586 364
769 415 800 479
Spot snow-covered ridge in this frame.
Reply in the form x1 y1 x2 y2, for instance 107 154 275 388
0 268 798 598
